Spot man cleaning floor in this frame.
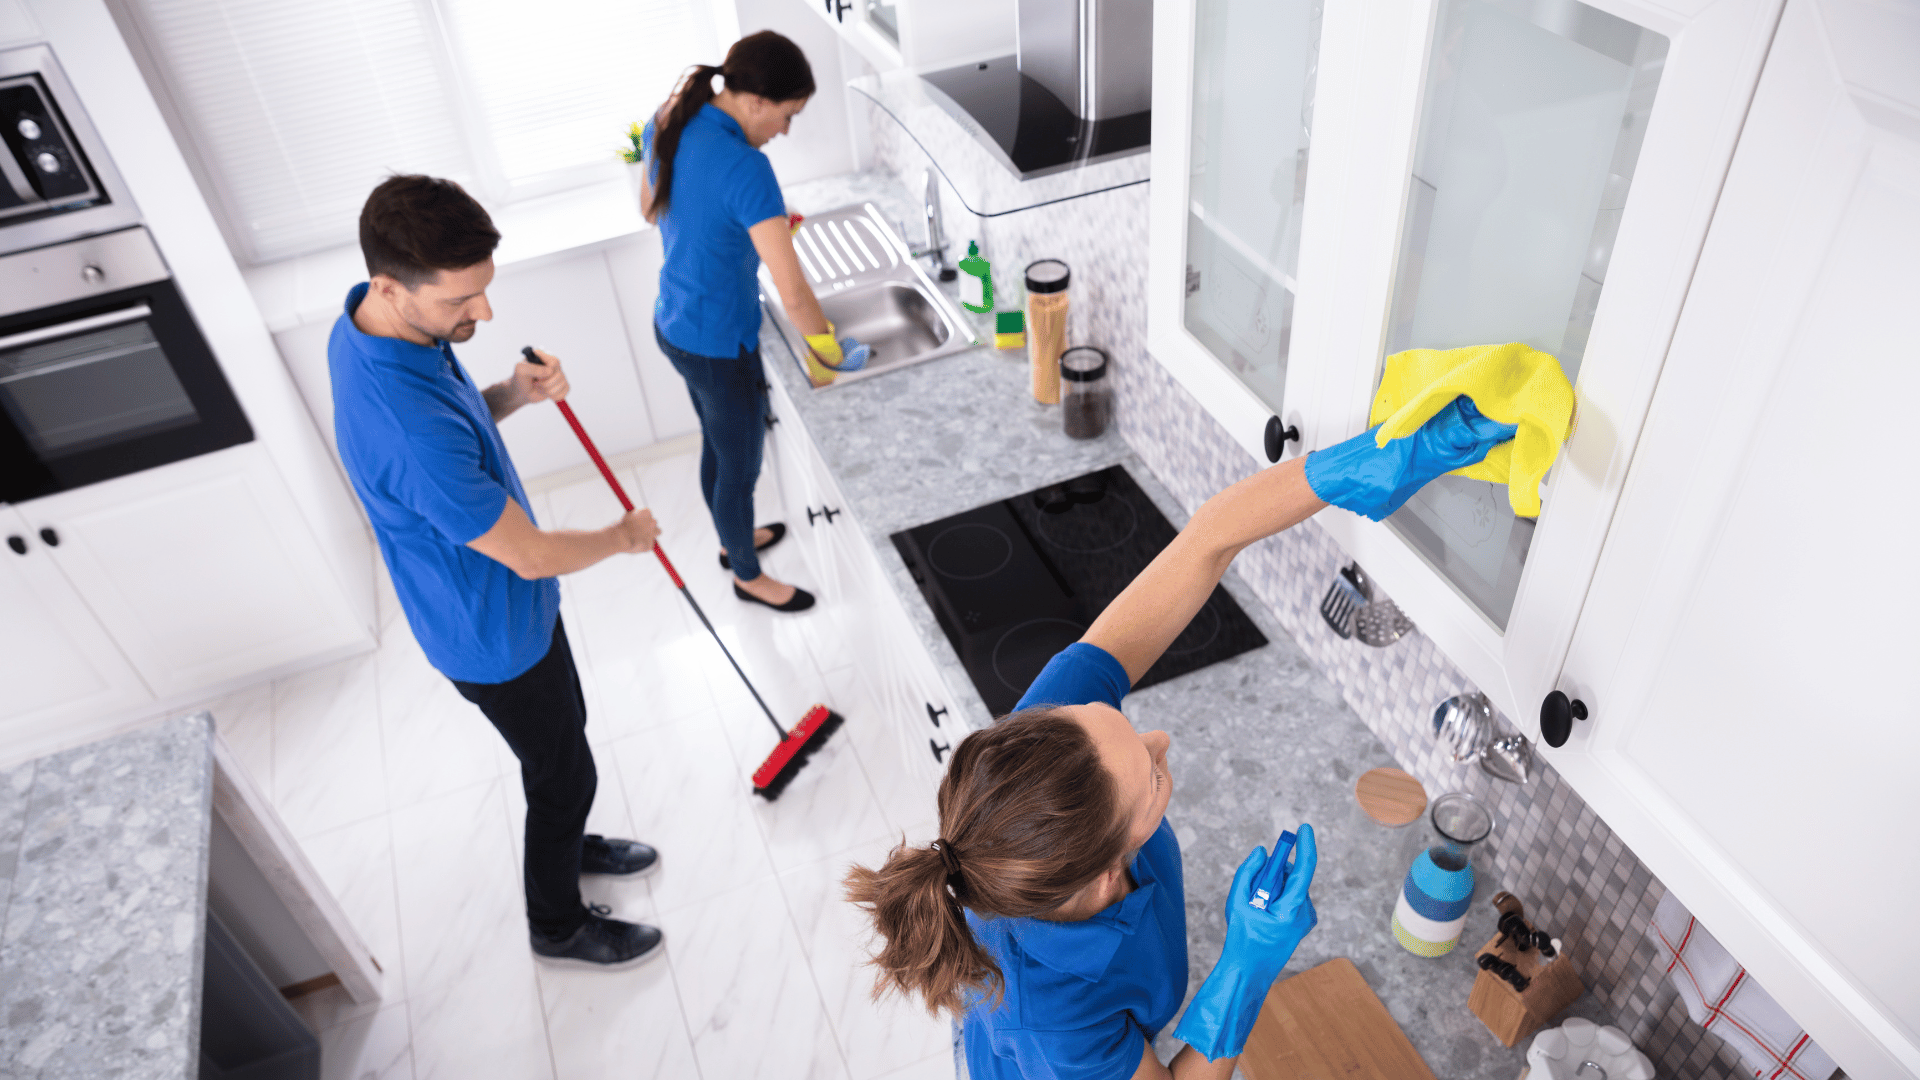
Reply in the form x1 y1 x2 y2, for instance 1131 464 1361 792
330 174 664 969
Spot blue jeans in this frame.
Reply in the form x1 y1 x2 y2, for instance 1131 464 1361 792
654 323 769 581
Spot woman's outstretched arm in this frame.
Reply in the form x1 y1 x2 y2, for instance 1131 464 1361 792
1083 458 1324 685
1084 397 1519 684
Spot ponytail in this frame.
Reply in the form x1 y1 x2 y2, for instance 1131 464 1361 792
651 31 816 217
844 708 1132 1016
845 839 996 1016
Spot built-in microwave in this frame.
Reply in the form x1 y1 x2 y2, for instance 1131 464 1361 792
0 228 252 503
0 44 139 253
0 46 250 504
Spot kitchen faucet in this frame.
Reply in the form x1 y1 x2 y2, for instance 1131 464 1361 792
918 170 957 281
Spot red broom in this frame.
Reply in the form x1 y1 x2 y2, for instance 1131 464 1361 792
523 347 843 800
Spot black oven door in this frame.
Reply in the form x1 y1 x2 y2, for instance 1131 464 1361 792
0 276 252 502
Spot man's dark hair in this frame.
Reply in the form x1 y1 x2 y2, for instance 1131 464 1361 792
358 175 500 289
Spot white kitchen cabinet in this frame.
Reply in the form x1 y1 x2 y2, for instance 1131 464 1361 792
1151 0 1784 728
1543 1 1920 1074
763 362 969 779
12 444 367 704
0 508 152 741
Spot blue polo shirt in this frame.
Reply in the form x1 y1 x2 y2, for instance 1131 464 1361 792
963 643 1190 1080
328 283 559 683
649 104 787 357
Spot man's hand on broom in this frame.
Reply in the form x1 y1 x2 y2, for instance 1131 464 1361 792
615 508 661 554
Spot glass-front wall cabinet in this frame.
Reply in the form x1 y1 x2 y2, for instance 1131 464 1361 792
1381 0 1667 627
1182 0 1324 414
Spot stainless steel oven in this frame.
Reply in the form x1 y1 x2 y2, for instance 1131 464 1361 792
0 45 250 503
0 228 252 503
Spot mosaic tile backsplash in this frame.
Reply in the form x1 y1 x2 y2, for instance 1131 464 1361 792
862 101 1833 1079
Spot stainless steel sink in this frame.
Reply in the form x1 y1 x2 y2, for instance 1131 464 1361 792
760 202 977 388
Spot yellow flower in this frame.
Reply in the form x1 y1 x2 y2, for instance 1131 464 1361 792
628 121 644 137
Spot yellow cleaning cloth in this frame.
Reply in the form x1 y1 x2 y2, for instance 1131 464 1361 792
1370 342 1575 517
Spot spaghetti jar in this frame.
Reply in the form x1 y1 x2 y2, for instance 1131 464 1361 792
1024 259 1070 405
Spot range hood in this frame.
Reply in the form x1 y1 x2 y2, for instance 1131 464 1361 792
918 0 1152 180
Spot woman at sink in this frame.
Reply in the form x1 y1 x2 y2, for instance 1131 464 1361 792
847 401 1518 1079
638 30 868 612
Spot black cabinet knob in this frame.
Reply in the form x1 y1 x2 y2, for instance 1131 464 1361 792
1539 690 1589 748
807 506 823 525
764 413 779 430
1264 416 1300 463
929 738 951 763
834 0 851 20
6 535 24 555
823 506 840 523
925 703 949 727
38 527 58 547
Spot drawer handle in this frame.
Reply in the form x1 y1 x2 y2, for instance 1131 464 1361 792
764 413 779 430
1264 416 1300 464
926 703 948 727
1539 690 1588 748
38 527 58 547
834 0 851 20
807 506 842 526
6 535 24 555
929 738 951 763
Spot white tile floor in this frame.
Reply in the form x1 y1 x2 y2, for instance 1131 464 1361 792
181 448 955 1080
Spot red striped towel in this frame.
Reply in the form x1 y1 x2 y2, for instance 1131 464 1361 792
1650 893 1837 1080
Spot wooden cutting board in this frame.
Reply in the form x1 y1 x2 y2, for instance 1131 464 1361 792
1240 958 1438 1080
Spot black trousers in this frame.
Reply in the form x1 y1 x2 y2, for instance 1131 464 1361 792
451 619 594 938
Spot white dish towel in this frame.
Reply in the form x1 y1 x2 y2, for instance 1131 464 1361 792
1650 892 1838 1080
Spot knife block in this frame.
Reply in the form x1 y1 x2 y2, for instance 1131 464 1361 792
1468 932 1584 1047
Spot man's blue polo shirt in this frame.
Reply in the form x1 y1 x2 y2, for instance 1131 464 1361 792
962 643 1190 1080
649 103 787 357
329 283 559 684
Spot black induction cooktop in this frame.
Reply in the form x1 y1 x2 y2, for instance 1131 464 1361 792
891 466 1267 716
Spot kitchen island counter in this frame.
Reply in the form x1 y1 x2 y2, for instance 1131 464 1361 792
768 171 1611 1076
0 713 212 1079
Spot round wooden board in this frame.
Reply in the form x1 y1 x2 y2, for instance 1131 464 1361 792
1355 767 1428 827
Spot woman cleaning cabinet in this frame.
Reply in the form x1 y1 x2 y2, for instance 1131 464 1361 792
850 400 1519 1079
639 31 868 614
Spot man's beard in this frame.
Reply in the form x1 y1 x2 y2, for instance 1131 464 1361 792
446 320 478 342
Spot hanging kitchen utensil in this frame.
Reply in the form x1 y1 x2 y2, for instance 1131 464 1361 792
1355 592 1415 647
1480 733 1535 784
1432 692 1495 763
1319 563 1370 639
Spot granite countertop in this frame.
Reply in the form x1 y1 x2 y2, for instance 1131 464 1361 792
770 172 1606 1076
0 713 213 1079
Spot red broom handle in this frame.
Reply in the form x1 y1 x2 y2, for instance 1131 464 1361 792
523 348 685 589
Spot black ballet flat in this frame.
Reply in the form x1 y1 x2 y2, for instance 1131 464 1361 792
732 583 816 612
719 522 788 570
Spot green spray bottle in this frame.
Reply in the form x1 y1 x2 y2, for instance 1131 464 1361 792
958 240 993 313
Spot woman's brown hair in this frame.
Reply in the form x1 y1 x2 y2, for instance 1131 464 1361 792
650 30 815 217
844 707 1133 1016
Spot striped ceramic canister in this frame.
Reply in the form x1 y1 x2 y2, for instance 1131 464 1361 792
1391 846 1475 957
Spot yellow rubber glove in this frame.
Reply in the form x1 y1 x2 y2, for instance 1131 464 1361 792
803 321 842 387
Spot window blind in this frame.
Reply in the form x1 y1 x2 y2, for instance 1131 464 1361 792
118 0 475 265
437 0 713 189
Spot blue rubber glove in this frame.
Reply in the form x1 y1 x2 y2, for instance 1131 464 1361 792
1174 823 1320 1062
1303 396 1518 521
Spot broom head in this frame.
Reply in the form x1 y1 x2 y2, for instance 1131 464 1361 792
751 704 845 801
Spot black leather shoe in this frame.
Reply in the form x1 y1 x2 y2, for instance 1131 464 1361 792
733 582 816 612
719 522 788 570
581 834 658 877
531 904 663 970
